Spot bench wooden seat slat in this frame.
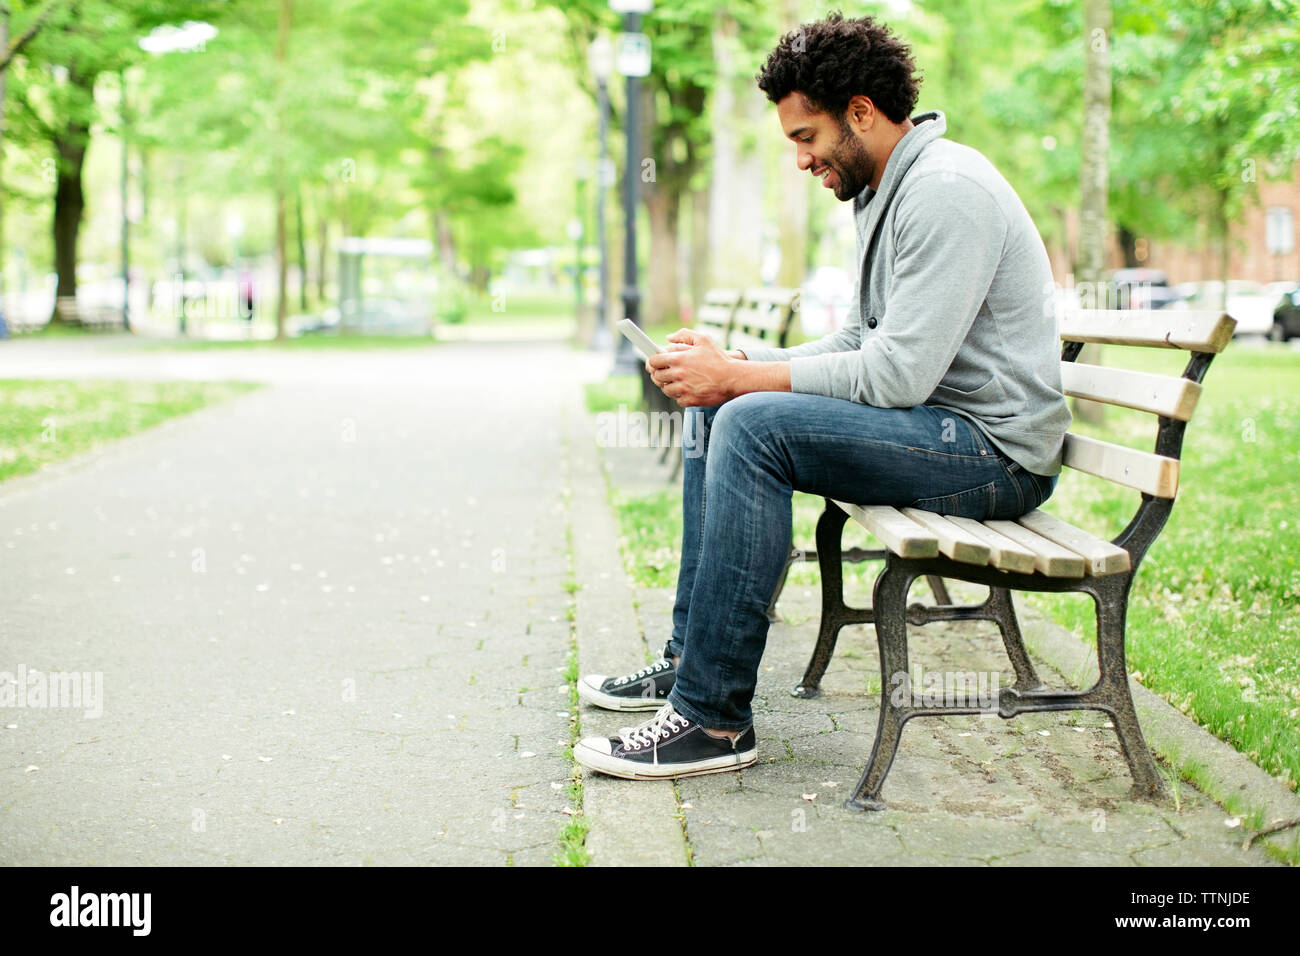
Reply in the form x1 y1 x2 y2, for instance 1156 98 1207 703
1062 433 1180 498
1017 509 1131 575
1059 310 1236 353
1060 362 1203 421
834 502 939 559
983 520 1086 577
944 516 1037 574
899 508 991 565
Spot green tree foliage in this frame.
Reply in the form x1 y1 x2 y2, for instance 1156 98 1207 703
6 0 220 319
922 0 1300 275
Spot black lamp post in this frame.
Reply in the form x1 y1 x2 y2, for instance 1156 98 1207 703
587 35 614 353
611 0 652 374
120 67 131 332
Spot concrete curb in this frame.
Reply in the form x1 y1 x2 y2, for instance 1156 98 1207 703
567 402 687 866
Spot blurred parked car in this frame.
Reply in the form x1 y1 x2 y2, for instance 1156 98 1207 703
1109 268 1183 310
1271 283 1300 342
1175 280 1275 336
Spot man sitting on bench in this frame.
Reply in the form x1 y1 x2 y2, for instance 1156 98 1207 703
574 12 1070 781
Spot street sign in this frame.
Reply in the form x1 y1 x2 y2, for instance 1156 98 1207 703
609 0 654 12
617 32 651 77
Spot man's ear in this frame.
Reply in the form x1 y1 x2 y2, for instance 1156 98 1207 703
845 95 877 131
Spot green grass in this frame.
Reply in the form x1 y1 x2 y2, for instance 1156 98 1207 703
591 343 1300 794
463 293 576 323
583 375 641 415
611 488 683 589
0 379 262 484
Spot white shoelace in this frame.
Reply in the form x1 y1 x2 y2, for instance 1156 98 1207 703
618 704 689 759
614 658 670 687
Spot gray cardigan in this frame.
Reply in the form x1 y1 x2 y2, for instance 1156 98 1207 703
743 111 1070 476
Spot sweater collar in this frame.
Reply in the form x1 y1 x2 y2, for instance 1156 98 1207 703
854 110 947 248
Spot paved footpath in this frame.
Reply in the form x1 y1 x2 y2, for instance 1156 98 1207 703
1 337 603 865
2 335 1297 866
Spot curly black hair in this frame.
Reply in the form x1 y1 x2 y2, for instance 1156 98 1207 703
755 11 921 124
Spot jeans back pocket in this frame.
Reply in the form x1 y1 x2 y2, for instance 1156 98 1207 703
908 481 999 520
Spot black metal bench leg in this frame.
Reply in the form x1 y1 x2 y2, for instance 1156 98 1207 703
986 587 1045 693
657 413 677 464
765 543 798 623
794 503 862 697
1092 577 1163 799
923 575 951 605
847 561 916 811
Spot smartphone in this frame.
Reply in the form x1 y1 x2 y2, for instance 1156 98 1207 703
617 319 664 362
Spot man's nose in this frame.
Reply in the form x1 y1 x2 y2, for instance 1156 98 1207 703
797 149 814 171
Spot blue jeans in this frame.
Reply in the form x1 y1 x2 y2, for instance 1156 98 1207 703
665 392 1056 731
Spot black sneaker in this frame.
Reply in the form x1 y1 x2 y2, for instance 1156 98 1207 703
574 703 757 780
577 647 676 712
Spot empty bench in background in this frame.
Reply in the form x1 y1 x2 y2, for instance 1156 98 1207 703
652 286 800 478
799 308 1237 810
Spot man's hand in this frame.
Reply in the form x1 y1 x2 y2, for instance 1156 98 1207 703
647 329 740 407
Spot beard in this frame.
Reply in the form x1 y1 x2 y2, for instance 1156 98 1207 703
826 119 876 200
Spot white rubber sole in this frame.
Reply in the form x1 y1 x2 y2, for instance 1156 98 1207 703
577 677 670 712
573 739 758 780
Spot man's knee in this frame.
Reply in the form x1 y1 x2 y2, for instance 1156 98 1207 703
709 393 793 466
682 404 719 460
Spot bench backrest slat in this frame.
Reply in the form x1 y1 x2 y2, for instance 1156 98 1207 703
730 286 798 347
1062 433 1180 498
1060 362 1203 421
1060 310 1236 352
695 289 741 345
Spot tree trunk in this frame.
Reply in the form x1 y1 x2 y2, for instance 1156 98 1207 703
645 184 679 327
778 0 809 289
0 8 8 336
688 182 710 314
708 13 763 289
1076 0 1111 423
433 207 456 274
1117 223 1138 268
316 185 328 305
272 0 292 340
295 183 307 311
51 123 89 325
777 146 808 289
1214 187 1230 311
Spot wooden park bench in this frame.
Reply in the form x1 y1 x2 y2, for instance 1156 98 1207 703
794 308 1236 810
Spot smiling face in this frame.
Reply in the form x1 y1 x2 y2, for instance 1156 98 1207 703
777 92 878 201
